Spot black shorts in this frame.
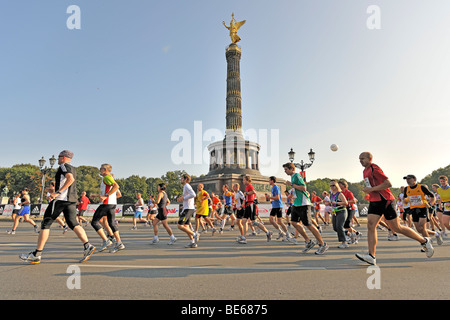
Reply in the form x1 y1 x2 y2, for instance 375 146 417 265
156 207 168 221
41 200 79 230
91 204 118 233
291 205 313 226
410 207 429 223
402 207 411 220
235 208 245 219
368 199 397 220
224 206 233 215
270 208 283 218
178 209 195 225
286 206 292 216
244 204 257 221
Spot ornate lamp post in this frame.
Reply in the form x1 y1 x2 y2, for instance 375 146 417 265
38 155 56 204
288 148 315 181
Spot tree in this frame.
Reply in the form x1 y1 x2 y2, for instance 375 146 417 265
420 164 450 188
116 175 147 204
76 166 102 197
0 164 44 203
161 170 186 200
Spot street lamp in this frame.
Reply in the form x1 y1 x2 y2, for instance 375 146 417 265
288 148 315 181
38 155 56 204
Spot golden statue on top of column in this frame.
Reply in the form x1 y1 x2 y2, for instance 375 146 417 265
223 13 246 44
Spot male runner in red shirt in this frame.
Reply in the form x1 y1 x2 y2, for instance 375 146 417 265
355 152 434 265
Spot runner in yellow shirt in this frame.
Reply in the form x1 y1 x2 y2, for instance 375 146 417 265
436 175 450 234
195 184 216 239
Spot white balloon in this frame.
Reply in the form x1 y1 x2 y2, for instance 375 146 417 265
330 144 338 152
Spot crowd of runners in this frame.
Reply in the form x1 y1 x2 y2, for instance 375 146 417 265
6 150 449 266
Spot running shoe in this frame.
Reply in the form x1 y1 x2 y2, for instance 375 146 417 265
62 225 69 234
110 242 125 253
435 231 443 246
34 225 40 233
355 253 376 265
338 242 349 249
79 244 96 263
302 240 316 253
266 231 273 242
151 237 159 244
167 237 177 245
19 251 41 264
99 239 113 252
193 232 200 244
286 237 298 244
6 230 15 235
238 237 247 244
185 242 198 248
315 242 329 255
422 237 434 258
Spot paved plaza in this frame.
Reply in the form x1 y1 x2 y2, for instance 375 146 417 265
0 218 449 301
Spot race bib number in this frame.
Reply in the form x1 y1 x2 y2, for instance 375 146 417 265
409 195 423 207
444 202 450 212
364 178 372 188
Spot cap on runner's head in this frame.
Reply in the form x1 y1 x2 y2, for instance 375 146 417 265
59 150 74 159
403 174 416 180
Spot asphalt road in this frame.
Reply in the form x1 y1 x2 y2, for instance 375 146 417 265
0 218 449 301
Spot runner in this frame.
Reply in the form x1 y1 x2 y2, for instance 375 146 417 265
91 164 124 253
310 191 326 226
355 152 434 265
176 174 199 248
436 175 450 235
195 184 216 235
132 193 148 229
266 176 293 242
151 183 176 245
146 195 157 226
403 175 442 245
338 180 362 244
6 188 39 234
427 184 444 237
240 175 273 244
283 162 328 254
322 191 332 225
233 183 246 243
284 189 295 232
329 181 349 248
219 185 235 233
210 192 223 225
431 183 445 236
400 186 413 228
77 191 90 226
19 150 95 264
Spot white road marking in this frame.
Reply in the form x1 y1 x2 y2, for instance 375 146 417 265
79 264 326 271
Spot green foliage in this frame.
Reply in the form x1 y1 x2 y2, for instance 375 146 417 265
0 164 47 203
420 164 450 188
76 166 102 197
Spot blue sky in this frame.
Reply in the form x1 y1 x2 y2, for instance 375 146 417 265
1 1 449 188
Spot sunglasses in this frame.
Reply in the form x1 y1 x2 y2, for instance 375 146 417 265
330 185 336 187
